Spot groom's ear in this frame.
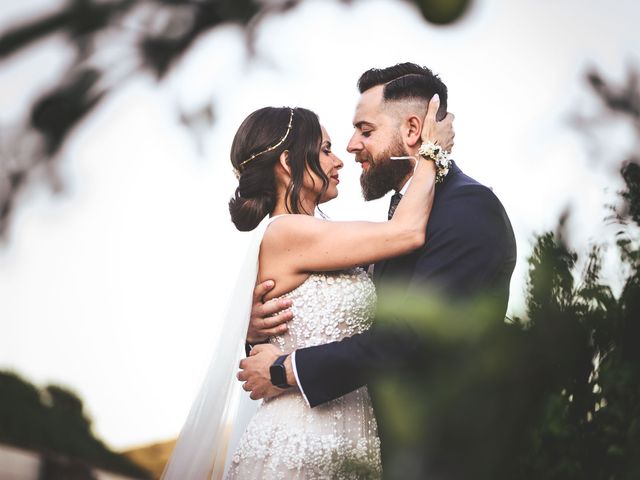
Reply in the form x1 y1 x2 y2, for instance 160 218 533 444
404 115 422 148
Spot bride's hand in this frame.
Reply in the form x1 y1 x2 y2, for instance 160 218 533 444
421 94 455 152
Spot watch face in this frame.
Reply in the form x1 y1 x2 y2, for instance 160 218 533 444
270 365 287 388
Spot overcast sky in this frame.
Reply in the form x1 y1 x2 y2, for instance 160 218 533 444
1 0 639 450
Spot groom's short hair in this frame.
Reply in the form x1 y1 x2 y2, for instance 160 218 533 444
357 62 448 121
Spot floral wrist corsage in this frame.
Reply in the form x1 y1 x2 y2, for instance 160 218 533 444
418 141 451 183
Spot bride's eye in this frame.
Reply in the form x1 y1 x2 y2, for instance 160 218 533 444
322 148 331 155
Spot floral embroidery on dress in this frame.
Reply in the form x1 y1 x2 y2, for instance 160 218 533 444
225 268 382 479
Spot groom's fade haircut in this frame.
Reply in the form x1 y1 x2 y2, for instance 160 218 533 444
357 62 448 121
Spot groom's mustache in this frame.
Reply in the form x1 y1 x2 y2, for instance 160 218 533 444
356 152 375 165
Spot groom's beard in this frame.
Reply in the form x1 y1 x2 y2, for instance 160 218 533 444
359 139 413 201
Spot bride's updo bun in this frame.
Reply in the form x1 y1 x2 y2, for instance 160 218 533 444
228 179 276 232
229 106 327 231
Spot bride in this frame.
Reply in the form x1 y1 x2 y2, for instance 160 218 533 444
163 98 452 479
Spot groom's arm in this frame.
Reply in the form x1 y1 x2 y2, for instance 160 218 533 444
241 202 487 406
240 323 423 406
242 186 516 406
293 322 423 406
238 284 422 404
294 185 517 407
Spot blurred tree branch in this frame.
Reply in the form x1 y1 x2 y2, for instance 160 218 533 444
0 0 471 239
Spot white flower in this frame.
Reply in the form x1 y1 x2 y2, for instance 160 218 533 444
419 141 452 183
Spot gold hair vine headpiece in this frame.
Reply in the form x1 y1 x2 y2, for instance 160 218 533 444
235 108 295 177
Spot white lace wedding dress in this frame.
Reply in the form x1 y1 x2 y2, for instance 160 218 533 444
225 268 383 479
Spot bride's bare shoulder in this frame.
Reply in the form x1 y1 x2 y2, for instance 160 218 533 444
259 215 319 298
263 214 325 244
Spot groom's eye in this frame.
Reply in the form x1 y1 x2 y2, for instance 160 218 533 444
362 131 371 138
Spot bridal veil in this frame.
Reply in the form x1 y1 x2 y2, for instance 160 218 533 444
161 215 272 480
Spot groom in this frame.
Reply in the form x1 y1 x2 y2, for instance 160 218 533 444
238 62 517 478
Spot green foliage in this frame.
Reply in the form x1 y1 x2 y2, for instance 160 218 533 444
349 69 640 478
513 162 640 480
363 160 640 479
0 371 151 479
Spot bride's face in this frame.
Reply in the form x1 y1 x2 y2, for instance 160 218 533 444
303 126 343 204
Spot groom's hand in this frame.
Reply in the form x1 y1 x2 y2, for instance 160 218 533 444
246 280 294 344
237 344 291 400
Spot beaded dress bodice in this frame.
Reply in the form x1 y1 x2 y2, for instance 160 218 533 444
225 268 382 480
271 268 377 351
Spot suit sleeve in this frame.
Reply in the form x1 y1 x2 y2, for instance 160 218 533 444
295 184 516 407
295 322 424 407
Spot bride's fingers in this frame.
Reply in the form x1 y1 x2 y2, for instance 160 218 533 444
425 93 439 124
439 112 455 151
421 94 440 143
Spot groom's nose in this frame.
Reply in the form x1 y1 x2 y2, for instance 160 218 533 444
347 133 362 154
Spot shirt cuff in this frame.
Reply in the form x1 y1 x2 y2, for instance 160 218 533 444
290 351 310 407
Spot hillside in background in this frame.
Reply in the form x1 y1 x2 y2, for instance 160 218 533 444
122 439 176 480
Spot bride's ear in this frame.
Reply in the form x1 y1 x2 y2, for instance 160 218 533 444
276 150 292 179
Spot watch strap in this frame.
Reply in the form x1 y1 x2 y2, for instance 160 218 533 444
269 354 290 388
273 354 288 367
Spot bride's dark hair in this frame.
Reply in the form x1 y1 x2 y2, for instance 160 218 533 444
229 107 329 231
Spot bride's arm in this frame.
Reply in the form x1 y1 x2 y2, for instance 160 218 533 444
262 97 448 274
264 162 435 272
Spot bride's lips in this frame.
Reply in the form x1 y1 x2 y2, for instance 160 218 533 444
331 174 340 184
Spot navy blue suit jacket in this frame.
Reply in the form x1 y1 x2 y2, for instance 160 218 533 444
294 162 517 407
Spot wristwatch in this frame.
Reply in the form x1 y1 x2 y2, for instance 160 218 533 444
269 354 290 389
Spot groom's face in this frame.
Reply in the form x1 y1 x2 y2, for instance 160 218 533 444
347 86 413 201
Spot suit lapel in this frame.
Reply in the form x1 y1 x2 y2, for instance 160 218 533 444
372 161 461 288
